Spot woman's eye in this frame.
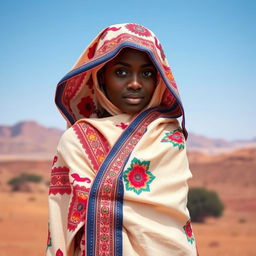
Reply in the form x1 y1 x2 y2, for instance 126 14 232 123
115 69 127 77
143 70 155 78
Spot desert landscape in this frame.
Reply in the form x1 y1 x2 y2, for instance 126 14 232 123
0 121 255 256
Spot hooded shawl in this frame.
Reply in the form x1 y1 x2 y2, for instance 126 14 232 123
47 23 198 256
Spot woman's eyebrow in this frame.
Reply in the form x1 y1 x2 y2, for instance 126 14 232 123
112 61 131 67
141 63 155 68
113 61 155 68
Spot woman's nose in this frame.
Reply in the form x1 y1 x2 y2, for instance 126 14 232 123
127 74 142 90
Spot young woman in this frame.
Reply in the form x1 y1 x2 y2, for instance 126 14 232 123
47 23 198 256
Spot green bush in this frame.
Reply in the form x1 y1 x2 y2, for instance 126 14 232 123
8 173 42 191
24 173 42 183
187 187 224 223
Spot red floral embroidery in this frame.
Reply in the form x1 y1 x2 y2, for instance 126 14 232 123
100 26 121 40
49 166 71 195
123 157 155 195
126 24 151 37
161 129 185 149
55 249 63 256
183 220 195 244
87 42 98 59
97 34 154 57
73 122 110 171
154 36 166 60
77 96 96 118
68 185 90 231
63 73 86 111
115 122 128 129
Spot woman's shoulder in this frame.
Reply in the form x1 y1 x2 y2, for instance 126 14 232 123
57 123 79 149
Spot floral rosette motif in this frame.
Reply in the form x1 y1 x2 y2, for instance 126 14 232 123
86 131 98 142
161 128 185 149
77 96 96 118
123 157 155 195
125 24 151 37
183 219 195 244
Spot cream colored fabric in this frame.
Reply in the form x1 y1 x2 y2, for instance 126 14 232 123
47 115 197 255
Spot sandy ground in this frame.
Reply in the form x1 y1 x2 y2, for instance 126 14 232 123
0 193 48 256
0 148 255 255
194 210 256 256
0 192 255 256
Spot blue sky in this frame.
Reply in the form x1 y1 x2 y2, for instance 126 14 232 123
1 0 255 140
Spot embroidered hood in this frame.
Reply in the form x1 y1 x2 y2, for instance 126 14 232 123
55 23 187 138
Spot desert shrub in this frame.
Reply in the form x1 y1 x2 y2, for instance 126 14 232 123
208 241 220 248
24 173 42 183
8 173 42 191
238 218 246 223
28 196 36 201
187 187 224 223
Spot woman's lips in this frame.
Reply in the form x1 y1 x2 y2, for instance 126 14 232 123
124 97 143 104
123 94 143 105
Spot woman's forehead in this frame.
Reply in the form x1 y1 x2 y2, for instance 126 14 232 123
106 47 155 67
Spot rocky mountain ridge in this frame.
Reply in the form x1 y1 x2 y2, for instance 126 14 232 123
0 121 255 158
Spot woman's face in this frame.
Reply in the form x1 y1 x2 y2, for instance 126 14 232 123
102 48 157 114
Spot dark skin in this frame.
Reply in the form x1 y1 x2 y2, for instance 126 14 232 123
101 48 157 115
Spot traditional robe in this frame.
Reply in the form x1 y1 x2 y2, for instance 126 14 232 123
47 23 198 256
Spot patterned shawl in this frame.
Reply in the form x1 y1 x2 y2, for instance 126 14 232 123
47 23 198 256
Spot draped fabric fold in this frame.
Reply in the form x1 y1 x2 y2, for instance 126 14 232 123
47 23 198 256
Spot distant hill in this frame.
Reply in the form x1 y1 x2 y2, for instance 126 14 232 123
0 121 63 159
186 132 256 154
0 121 255 159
